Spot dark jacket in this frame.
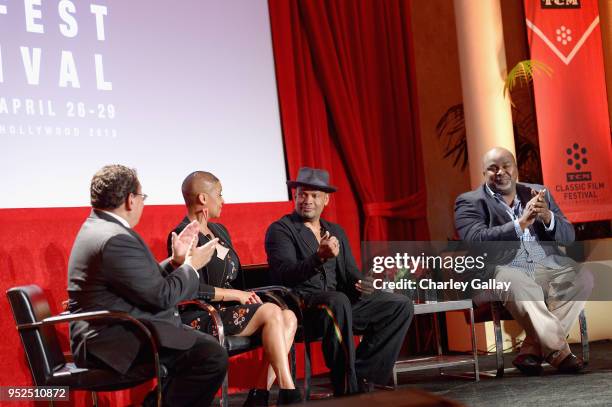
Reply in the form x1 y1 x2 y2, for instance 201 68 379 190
265 212 362 300
68 210 201 374
455 182 575 243
454 182 575 276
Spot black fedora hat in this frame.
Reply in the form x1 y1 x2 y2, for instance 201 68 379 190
287 167 337 193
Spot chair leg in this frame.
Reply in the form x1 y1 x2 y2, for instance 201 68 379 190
491 304 504 378
469 307 480 382
433 313 444 376
220 372 229 407
290 344 297 382
579 309 589 365
304 342 312 401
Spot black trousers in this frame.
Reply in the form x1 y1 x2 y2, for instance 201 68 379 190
102 329 225 407
303 290 413 395
154 331 228 407
85 330 227 407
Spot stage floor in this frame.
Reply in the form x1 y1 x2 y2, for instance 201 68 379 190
225 340 612 406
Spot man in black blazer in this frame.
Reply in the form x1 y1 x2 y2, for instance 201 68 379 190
454 147 592 375
68 164 226 406
265 167 413 396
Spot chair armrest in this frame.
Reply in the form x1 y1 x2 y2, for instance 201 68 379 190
179 300 226 347
17 310 163 407
20 310 156 346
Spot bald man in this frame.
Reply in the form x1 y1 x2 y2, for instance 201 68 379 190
454 147 592 375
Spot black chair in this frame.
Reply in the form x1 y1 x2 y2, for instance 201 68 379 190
181 285 297 407
234 264 336 400
249 286 333 400
263 286 338 400
470 302 589 377
6 285 163 407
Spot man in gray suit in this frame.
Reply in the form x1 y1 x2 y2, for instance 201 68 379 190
454 147 592 375
68 164 226 406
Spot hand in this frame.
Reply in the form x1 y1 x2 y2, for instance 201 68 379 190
355 276 375 296
171 220 200 265
233 290 262 305
317 231 340 260
518 192 541 230
186 237 219 270
530 188 552 225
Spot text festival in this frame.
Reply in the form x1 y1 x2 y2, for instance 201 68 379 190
0 0 112 90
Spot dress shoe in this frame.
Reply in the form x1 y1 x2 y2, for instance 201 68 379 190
554 353 584 374
277 389 303 405
512 354 543 376
243 389 269 407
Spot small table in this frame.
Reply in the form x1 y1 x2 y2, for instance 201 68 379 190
393 299 479 385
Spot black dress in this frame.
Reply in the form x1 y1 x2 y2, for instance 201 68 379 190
168 218 261 336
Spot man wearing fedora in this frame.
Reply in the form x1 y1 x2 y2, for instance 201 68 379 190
265 167 413 396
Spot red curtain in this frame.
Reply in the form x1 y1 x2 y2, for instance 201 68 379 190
269 0 429 244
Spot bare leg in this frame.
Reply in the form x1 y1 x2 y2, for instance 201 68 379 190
238 303 295 389
266 366 276 390
266 309 298 389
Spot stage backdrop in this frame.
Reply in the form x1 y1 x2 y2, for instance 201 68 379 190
0 201 336 406
523 0 612 222
0 0 287 207
0 1 336 405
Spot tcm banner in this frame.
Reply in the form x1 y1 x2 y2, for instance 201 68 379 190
523 0 612 222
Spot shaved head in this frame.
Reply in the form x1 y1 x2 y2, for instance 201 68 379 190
482 146 519 196
181 171 219 206
482 147 516 171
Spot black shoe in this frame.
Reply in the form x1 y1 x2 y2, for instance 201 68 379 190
277 389 302 405
555 353 584 374
243 389 269 407
512 354 543 376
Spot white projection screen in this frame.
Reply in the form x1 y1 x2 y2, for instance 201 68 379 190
0 0 288 208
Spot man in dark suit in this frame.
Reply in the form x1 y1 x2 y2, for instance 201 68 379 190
265 167 413 396
454 147 593 375
68 164 227 406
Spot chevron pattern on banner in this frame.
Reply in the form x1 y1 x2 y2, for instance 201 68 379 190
525 16 599 65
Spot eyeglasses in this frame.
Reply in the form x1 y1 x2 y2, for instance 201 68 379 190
134 193 148 201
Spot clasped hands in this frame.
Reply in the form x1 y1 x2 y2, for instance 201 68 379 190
518 189 552 230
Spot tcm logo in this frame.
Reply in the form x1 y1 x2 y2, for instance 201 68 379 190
541 0 581 8
567 172 591 182
566 142 591 182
